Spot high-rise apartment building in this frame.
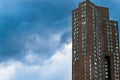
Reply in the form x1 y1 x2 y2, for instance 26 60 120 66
72 0 120 80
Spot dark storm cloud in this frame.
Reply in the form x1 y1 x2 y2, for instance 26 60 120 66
0 0 76 61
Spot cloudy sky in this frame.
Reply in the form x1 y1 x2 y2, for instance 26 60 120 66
0 0 119 80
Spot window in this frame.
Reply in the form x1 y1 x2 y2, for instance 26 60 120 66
115 33 118 36
94 62 97 65
82 21 86 25
84 3 86 6
82 11 86 14
81 14 86 17
114 23 117 26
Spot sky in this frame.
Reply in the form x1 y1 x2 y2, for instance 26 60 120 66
0 0 119 80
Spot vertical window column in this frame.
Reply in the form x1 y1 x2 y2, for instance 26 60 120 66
104 56 111 80
114 23 119 79
89 56 92 80
107 23 113 52
81 2 87 56
73 11 79 61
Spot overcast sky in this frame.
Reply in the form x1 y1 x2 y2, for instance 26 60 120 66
0 0 119 80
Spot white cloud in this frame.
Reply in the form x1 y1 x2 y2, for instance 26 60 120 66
0 61 22 80
0 41 72 80
25 32 64 50
25 51 40 63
